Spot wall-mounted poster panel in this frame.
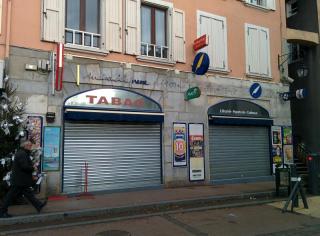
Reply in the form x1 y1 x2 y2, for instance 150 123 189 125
173 123 187 167
43 127 61 171
188 123 205 181
283 127 292 145
27 116 43 149
271 126 282 146
283 145 294 164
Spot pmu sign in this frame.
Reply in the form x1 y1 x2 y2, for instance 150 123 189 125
193 35 209 51
192 52 210 75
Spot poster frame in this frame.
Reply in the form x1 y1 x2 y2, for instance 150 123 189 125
188 123 205 182
27 116 43 148
43 126 61 172
173 122 188 167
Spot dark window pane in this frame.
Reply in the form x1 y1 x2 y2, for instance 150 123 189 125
155 9 165 46
93 36 100 47
66 0 80 30
65 31 73 43
84 33 91 46
85 0 99 33
155 46 161 58
148 44 155 56
141 6 151 43
75 32 82 45
141 43 147 55
162 47 168 59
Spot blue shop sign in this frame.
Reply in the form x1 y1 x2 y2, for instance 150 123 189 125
249 83 262 99
192 52 210 75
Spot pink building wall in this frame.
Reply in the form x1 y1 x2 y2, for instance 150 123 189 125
0 0 283 82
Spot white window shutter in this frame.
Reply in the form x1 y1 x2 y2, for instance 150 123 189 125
211 18 227 70
246 25 260 74
259 29 271 76
106 0 122 52
267 0 276 10
41 0 64 42
199 15 214 68
198 11 228 71
0 0 2 35
173 9 185 63
125 0 141 55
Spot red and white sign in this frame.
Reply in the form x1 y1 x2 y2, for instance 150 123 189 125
55 43 64 91
193 35 209 51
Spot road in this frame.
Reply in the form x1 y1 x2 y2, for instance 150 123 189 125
4 204 320 236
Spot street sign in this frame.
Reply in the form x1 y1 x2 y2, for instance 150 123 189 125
184 87 201 101
249 83 262 99
192 52 210 75
193 35 209 51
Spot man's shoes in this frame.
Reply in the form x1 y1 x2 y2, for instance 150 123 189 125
37 200 47 213
0 212 12 218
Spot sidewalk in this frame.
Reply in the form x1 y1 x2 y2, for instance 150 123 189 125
0 181 278 226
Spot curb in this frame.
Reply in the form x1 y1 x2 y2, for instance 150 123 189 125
0 190 279 226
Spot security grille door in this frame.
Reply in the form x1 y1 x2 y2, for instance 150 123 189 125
63 122 161 193
209 125 270 182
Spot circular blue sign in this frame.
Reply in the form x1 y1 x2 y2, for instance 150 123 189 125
192 52 210 75
249 83 262 99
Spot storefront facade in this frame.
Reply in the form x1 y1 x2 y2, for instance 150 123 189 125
6 49 291 194
0 0 291 195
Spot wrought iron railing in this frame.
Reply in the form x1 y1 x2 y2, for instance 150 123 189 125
65 28 101 48
141 42 169 59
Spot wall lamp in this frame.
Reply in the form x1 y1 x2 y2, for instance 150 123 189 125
278 53 309 79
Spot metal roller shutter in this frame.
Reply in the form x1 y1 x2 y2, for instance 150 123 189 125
63 122 161 193
209 125 271 183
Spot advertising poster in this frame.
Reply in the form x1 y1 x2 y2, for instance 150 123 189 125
283 145 294 164
283 127 293 145
271 126 282 146
272 145 283 173
173 123 187 167
188 123 205 181
43 127 61 171
27 116 43 148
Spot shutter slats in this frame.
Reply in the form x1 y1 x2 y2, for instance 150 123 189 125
173 9 186 63
209 125 271 182
63 122 161 193
106 0 122 52
246 24 271 76
42 0 63 42
125 0 141 55
198 12 227 71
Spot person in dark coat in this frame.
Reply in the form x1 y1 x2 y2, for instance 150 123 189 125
0 141 47 218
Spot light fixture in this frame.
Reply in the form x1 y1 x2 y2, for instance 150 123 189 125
296 63 309 78
278 53 309 79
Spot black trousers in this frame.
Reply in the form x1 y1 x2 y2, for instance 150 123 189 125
0 186 42 213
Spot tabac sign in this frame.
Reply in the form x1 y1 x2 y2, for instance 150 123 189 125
64 89 161 112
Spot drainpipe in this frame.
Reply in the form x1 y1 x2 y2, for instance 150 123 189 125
4 0 12 74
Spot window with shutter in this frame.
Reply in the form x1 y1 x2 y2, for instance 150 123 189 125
197 11 228 71
65 0 101 48
244 0 276 10
135 0 175 64
245 24 271 77
140 4 168 59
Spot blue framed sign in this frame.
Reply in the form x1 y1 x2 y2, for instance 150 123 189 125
43 126 61 171
249 83 262 99
192 52 210 75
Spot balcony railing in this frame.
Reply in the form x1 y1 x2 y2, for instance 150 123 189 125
65 28 101 48
141 42 169 59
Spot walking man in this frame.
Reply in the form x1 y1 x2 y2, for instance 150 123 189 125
0 141 47 218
